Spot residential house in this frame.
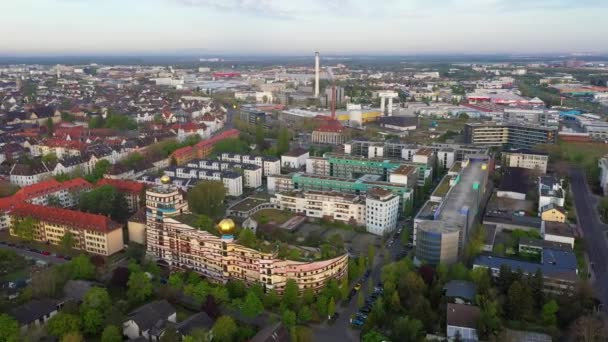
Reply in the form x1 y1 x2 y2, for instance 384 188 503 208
123 300 176 340
9 299 62 332
540 204 566 223
443 281 477 305
538 176 565 212
446 303 480 342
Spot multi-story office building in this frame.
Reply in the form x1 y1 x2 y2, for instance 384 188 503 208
9 203 123 256
414 156 491 265
502 108 559 127
464 122 557 149
272 188 399 236
144 180 348 294
501 149 549 174
239 108 266 125
220 153 281 177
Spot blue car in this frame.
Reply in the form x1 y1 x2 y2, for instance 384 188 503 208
351 319 364 328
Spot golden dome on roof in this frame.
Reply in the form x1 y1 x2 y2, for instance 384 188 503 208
160 175 171 184
217 218 236 235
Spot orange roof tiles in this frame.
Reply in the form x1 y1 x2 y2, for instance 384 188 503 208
12 203 122 233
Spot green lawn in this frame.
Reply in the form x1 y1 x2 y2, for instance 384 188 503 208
253 209 295 225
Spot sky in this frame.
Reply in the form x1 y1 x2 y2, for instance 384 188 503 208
3 0 608 55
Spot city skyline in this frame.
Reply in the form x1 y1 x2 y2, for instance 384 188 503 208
3 0 608 55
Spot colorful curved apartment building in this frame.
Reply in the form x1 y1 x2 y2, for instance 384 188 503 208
144 180 348 294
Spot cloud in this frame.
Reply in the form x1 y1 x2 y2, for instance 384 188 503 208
169 0 354 18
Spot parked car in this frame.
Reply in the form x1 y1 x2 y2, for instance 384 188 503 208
64 256 72 260
351 319 364 328
41 251 50 256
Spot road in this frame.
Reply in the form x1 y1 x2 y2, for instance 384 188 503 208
569 167 608 311
0 243 67 265
312 228 410 341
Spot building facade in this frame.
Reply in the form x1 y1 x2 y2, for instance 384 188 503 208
502 149 548 174
464 123 557 149
9 203 123 256
144 182 348 294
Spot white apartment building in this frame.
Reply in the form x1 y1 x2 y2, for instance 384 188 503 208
538 176 565 212
437 149 456 170
388 165 418 189
220 153 281 177
306 157 331 176
365 188 400 236
267 174 294 194
281 149 309 170
272 188 399 236
412 148 435 166
164 167 243 196
502 150 548 174
186 159 262 189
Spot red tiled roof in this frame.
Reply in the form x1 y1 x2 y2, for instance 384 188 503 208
315 120 344 133
96 178 144 193
11 203 122 233
13 178 91 202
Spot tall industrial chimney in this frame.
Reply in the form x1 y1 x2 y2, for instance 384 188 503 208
314 51 320 97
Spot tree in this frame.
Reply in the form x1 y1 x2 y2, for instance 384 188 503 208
315 294 328 318
60 231 76 254
13 216 37 241
264 289 280 309
195 215 214 232
69 255 95 280
85 160 111 183
237 228 258 249
507 281 533 321
569 315 608 342
100 325 122 342
184 280 209 304
298 305 313 323
127 271 152 303
367 244 375 269
184 328 211 342
599 197 608 223
362 330 391 342
79 185 130 222
449 263 470 281
277 128 290 156
212 138 249 155
46 117 55 136
42 152 58 164
353 290 363 309
282 309 296 328
242 291 264 318
47 313 81 339
302 288 315 305
541 299 559 326
61 332 84 342
0 314 19 342
187 180 226 218
255 123 265 147
327 297 336 319
283 279 300 310
477 295 501 339
82 287 111 313
168 273 184 290
82 308 104 335
392 316 424 342
212 316 237 342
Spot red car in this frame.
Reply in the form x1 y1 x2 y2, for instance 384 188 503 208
56 255 64 259
41 251 50 256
